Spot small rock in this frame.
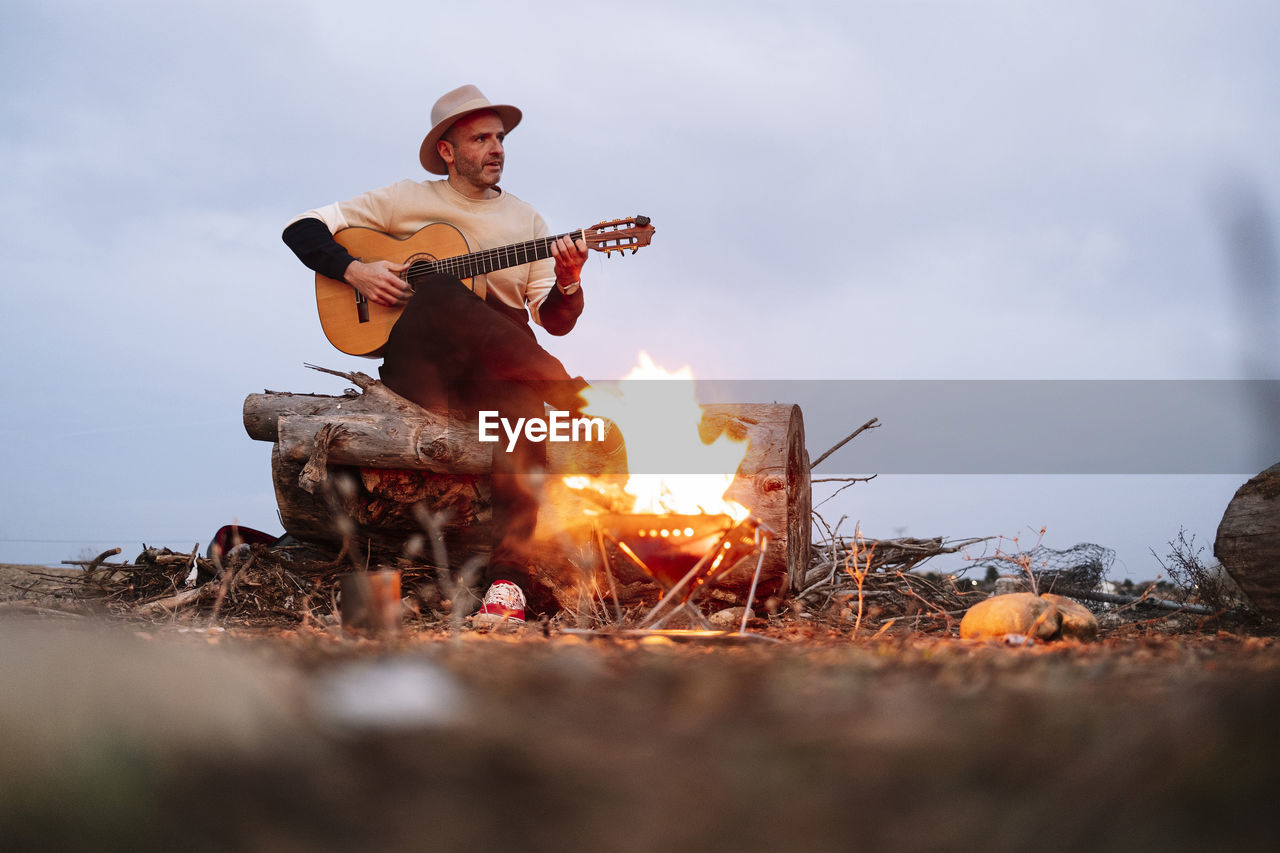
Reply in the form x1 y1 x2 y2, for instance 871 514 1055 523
709 607 747 628
994 576 1031 596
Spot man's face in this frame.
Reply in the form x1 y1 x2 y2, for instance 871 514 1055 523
440 110 506 193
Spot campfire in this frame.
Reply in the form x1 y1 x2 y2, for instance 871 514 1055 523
566 352 749 518
564 353 772 628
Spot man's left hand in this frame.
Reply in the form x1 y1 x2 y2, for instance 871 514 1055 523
550 234 588 289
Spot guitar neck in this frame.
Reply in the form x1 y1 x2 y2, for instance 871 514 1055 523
406 229 586 285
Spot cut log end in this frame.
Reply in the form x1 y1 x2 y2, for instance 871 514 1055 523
1215 462 1280 619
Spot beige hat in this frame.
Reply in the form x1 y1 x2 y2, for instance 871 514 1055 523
419 84 522 175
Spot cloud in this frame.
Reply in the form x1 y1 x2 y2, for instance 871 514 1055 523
1 0 1277 569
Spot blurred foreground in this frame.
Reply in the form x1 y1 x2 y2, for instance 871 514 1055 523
2 565 1278 852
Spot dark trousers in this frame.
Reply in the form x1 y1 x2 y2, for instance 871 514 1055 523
379 273 584 589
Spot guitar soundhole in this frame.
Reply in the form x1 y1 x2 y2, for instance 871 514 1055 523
405 254 436 293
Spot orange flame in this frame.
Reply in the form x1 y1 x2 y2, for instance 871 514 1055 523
567 352 748 520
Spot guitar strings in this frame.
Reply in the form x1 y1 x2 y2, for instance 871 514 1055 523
406 231 580 281
403 229 588 284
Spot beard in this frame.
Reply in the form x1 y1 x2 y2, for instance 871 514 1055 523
453 148 503 190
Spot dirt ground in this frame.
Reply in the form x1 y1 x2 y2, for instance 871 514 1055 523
2 562 1279 852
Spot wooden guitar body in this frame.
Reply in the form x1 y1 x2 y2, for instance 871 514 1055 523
313 216 654 358
315 223 473 358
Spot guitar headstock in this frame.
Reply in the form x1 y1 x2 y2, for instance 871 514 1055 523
583 215 655 256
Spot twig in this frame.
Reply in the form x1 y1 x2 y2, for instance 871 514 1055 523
65 548 125 590
875 608 969 626
810 417 880 471
871 618 897 639
1108 608 1194 633
1055 586 1215 615
13 570 85 588
896 573 958 631
210 552 253 623
413 504 484 637
303 363 378 390
815 477 876 507
593 523 624 626
843 526 875 636
136 584 209 616
61 548 123 575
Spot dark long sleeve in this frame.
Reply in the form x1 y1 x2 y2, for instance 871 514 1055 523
282 217 357 281
537 283 584 336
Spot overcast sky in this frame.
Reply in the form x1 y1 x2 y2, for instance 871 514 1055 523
2 0 1277 579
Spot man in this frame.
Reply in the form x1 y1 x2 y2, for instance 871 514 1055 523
283 85 591 626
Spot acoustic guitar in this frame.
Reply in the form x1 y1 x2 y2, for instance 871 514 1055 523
315 215 655 356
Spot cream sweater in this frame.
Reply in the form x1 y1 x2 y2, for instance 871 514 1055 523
290 179 562 327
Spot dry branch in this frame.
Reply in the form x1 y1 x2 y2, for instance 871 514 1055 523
137 584 211 616
303 362 378 390
810 418 880 471
58 548 123 575
799 523 991 631
1053 586 1215 616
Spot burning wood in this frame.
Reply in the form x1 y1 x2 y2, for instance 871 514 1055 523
565 352 750 520
588 511 772 630
551 352 811 610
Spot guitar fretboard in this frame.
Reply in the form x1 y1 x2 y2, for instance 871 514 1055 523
405 229 586 285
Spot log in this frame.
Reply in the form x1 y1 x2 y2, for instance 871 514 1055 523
253 382 620 567
703 403 811 596
250 394 626 476
1215 461 1280 619
270 441 496 552
279 412 492 474
245 385 445 443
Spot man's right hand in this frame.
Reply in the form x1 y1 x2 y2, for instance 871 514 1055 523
345 259 412 307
